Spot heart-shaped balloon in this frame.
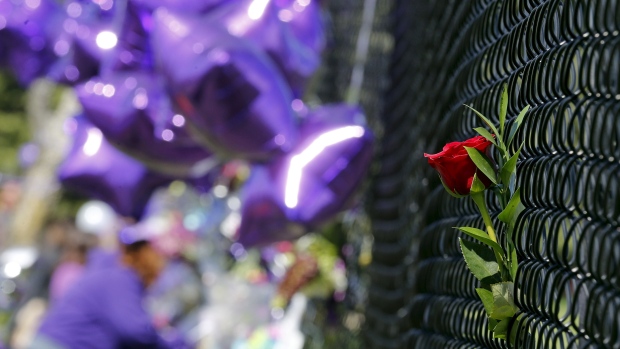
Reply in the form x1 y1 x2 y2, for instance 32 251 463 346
207 0 324 96
0 0 59 85
237 166 306 247
58 116 173 219
77 71 216 178
151 9 298 161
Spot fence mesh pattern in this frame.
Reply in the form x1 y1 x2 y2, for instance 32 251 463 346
364 1 620 348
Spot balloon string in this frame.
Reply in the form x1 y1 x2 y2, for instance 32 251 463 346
346 0 378 105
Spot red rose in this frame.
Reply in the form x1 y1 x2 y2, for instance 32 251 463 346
424 135 494 195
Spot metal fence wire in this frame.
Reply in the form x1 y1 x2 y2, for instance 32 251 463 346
362 0 620 348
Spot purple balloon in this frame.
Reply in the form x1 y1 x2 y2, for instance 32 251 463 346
237 104 373 247
129 0 225 14
151 9 298 161
280 104 373 226
0 0 59 85
237 166 306 247
76 71 215 178
107 1 153 71
110 0 228 71
274 0 324 55
45 0 123 85
58 116 173 219
207 0 324 95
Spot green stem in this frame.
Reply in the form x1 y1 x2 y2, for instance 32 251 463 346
471 192 506 274
470 192 498 243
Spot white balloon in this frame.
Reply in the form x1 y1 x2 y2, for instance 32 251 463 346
76 200 117 235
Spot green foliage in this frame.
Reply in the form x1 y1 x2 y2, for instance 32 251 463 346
498 188 522 224
507 105 530 147
0 73 26 111
456 227 504 257
500 144 522 190
492 318 510 339
464 104 504 150
490 282 518 319
0 72 83 221
469 173 488 194
433 84 532 341
465 147 497 184
499 84 508 136
459 238 501 284
0 73 29 174
473 127 496 146
476 287 495 315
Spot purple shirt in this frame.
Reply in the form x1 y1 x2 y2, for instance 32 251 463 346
85 248 119 270
37 261 174 349
49 262 85 303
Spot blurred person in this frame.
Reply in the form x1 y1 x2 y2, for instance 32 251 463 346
0 179 22 211
0 180 22 244
48 231 96 303
30 225 189 349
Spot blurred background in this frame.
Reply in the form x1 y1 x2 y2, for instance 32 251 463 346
0 0 394 348
5 1 620 349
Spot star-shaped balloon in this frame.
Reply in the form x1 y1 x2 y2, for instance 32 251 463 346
279 104 373 226
275 0 325 55
106 1 154 72
130 0 226 14
0 0 59 85
237 104 374 247
151 9 298 161
207 0 325 96
45 0 123 85
237 166 306 247
58 115 173 219
77 71 215 178
109 0 229 71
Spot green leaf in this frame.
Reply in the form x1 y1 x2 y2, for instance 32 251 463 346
490 282 518 320
459 238 502 284
510 248 519 281
504 200 523 282
469 173 487 194
474 127 497 146
492 318 510 339
440 177 467 198
498 188 522 224
509 314 523 345
507 105 530 147
476 288 494 316
499 84 508 137
465 147 497 184
464 105 503 147
488 318 499 331
456 227 504 257
500 144 522 187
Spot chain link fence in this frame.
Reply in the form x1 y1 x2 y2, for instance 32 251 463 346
360 0 620 348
